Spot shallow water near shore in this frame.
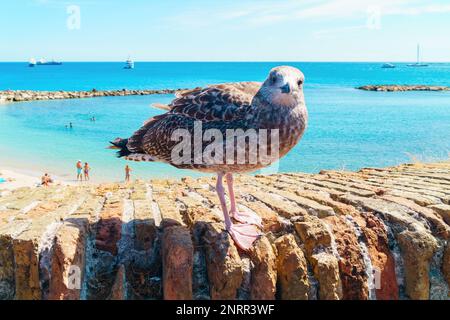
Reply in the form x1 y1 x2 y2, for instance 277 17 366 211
1 62 450 182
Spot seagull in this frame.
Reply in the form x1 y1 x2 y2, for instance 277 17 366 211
110 66 308 250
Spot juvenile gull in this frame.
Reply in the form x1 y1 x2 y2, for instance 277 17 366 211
110 66 308 250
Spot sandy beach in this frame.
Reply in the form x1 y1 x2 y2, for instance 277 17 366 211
0 168 78 191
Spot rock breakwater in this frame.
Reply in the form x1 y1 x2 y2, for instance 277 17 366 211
357 85 450 92
0 88 190 104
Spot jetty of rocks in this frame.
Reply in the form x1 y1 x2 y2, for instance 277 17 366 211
1 162 449 300
357 85 450 92
0 88 191 104
2 85 449 104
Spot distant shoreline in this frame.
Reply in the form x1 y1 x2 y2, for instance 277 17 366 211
1 61 450 63
357 85 450 92
0 88 192 104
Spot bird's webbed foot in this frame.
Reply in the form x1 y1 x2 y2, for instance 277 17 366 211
230 210 263 229
227 223 262 251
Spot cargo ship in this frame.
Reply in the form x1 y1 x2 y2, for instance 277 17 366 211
29 58 62 67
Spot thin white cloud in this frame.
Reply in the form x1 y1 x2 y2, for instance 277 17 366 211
168 0 450 29
32 0 99 7
386 3 450 15
313 25 367 37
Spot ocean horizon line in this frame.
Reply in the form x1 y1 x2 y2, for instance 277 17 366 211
1 60 450 64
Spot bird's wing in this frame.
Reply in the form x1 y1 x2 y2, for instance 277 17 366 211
125 82 261 154
167 81 261 121
125 114 166 153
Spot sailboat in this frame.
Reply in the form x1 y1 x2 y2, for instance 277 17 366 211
407 44 428 67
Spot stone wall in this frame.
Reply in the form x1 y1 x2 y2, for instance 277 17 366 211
1 162 449 300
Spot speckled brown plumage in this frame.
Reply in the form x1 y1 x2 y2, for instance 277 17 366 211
111 66 308 250
115 67 307 174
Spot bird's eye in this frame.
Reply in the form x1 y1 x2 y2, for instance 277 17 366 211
297 79 303 86
271 75 277 84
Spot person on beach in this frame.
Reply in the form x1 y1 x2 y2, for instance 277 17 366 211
84 162 91 181
76 160 83 181
41 173 53 186
125 165 132 182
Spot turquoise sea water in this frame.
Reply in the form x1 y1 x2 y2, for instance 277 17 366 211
1 62 449 182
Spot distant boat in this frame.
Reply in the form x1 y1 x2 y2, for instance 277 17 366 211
381 63 396 69
124 58 134 69
407 44 428 67
37 59 62 66
29 58 62 66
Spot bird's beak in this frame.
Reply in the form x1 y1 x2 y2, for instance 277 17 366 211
280 83 291 94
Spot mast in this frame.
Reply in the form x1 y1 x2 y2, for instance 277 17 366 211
417 44 420 64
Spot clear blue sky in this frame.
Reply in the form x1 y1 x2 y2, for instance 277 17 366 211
1 0 450 62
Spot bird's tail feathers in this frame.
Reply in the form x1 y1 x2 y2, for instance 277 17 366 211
108 138 131 158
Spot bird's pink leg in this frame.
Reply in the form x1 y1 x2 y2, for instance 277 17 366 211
226 173 263 228
216 172 232 229
216 173 260 251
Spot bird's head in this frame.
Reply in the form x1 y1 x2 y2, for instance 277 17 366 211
259 66 305 108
